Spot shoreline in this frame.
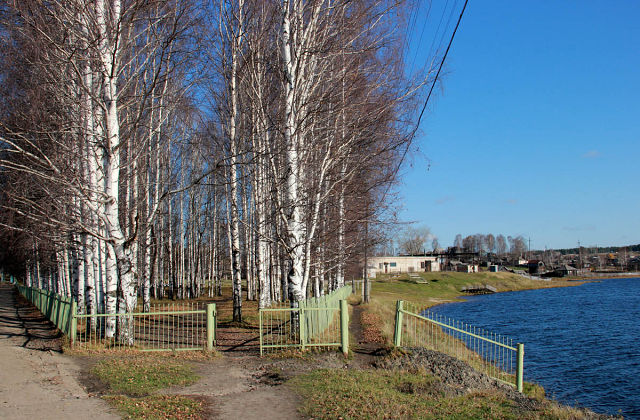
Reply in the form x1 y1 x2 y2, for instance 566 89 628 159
424 276 593 309
564 272 640 281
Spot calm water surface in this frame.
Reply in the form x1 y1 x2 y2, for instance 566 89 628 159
432 277 640 418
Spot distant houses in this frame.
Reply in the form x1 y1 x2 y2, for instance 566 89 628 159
365 245 639 280
556 264 578 277
526 259 545 275
366 255 442 278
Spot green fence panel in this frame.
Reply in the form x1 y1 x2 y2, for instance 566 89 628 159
394 300 524 392
259 285 353 355
15 284 74 337
14 284 217 352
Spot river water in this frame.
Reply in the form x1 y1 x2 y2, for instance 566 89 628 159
432 277 640 418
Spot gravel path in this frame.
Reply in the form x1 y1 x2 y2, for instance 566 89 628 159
0 283 119 420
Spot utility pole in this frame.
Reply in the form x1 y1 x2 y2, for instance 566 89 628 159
578 240 582 270
363 213 370 303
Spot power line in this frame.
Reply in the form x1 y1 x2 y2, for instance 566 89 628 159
410 0 469 140
408 0 435 75
375 0 469 211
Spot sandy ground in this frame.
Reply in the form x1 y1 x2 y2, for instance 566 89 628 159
0 283 119 420
161 355 303 419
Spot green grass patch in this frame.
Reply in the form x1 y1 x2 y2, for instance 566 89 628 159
106 395 204 420
92 358 199 396
290 368 600 420
523 381 546 401
290 368 526 420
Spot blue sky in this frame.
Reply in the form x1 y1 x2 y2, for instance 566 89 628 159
399 0 640 250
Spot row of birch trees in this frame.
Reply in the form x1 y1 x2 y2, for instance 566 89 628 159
0 0 429 340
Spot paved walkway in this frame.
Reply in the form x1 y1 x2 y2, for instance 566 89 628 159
0 282 119 420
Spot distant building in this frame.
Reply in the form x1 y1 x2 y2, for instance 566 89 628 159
557 264 578 277
527 259 545 274
456 263 479 273
366 255 442 278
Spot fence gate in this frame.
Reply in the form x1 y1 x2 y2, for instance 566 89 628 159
394 300 524 392
259 300 348 356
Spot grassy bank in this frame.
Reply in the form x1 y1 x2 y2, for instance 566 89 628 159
290 366 600 420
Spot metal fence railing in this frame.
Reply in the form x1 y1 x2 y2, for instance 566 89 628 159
394 300 524 392
259 285 352 356
15 284 216 352
16 284 74 335
73 302 215 352
1 272 16 284
351 279 364 297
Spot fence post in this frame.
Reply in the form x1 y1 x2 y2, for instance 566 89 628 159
259 310 264 356
70 300 77 347
394 300 404 347
340 299 349 356
206 303 216 351
516 343 524 392
299 307 306 350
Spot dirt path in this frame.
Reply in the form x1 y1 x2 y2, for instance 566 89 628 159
161 307 381 419
348 302 387 369
154 320 302 419
0 283 119 420
163 355 302 419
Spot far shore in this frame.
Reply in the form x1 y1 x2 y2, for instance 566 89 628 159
564 272 640 281
368 271 596 313
425 272 640 309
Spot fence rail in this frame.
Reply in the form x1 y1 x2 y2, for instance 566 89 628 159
394 300 524 392
16 284 74 335
15 284 216 352
259 285 352 356
351 279 364 297
1 272 16 284
73 302 215 351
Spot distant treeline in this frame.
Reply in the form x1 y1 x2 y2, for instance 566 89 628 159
554 244 640 255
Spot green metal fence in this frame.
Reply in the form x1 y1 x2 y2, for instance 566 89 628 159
259 286 352 356
351 279 364 297
73 302 216 352
394 300 524 392
17 284 74 335
1 272 16 284
15 284 216 352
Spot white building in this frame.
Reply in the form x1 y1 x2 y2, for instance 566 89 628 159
366 255 442 278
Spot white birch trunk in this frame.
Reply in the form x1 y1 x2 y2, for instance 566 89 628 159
281 0 305 303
